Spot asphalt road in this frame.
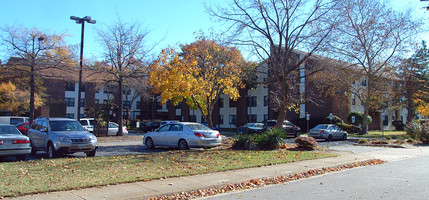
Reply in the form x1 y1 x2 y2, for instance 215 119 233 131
202 155 429 200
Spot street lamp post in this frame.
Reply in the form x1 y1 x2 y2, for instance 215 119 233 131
70 16 96 121
29 36 44 125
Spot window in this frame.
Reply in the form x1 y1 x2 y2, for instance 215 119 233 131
247 96 257 107
175 102 182 109
264 114 268 122
361 79 367 86
229 99 237 107
383 115 389 126
65 82 75 91
219 115 224 125
247 114 257 123
229 115 237 125
123 101 131 108
136 101 141 109
80 84 85 92
170 124 183 131
80 98 85 107
264 96 268 107
65 98 75 107
219 98 224 108
189 115 196 122
66 113 74 119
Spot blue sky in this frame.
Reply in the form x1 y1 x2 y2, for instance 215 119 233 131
0 0 428 61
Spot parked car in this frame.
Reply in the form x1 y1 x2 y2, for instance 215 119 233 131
140 121 161 133
0 116 29 125
308 124 348 142
28 117 98 158
143 122 222 150
79 118 94 132
161 120 179 126
15 122 30 135
108 122 128 135
0 124 32 160
265 120 301 137
236 123 266 134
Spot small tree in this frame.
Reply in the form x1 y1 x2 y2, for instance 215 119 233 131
1 25 74 123
96 21 151 136
148 34 246 128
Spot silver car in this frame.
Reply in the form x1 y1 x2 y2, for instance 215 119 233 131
143 122 222 150
0 124 32 160
28 117 98 158
308 124 348 142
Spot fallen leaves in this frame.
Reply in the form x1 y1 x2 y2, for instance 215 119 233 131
148 159 386 200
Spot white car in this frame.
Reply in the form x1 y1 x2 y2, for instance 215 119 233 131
79 118 94 132
108 122 128 136
143 122 222 150
308 124 348 142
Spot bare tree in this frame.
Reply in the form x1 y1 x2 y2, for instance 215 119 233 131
326 0 422 133
96 21 151 136
1 25 74 123
207 0 339 128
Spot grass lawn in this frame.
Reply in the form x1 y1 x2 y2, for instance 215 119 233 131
0 149 335 198
349 130 408 139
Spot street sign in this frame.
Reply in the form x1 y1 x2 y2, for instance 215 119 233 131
352 116 355 124
306 114 310 120
329 113 333 120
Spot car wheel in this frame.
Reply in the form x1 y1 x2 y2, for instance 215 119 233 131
16 155 26 161
47 143 60 158
178 139 189 150
326 134 332 142
145 138 155 149
343 134 347 140
86 150 96 157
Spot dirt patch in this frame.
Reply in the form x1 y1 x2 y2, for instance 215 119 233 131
97 135 143 143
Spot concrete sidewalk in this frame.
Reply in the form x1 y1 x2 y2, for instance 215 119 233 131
9 146 429 200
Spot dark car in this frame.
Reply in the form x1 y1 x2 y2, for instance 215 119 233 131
15 122 30 135
236 123 266 134
265 120 301 137
140 121 161 133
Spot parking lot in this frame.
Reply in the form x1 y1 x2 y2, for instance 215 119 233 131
0 131 373 162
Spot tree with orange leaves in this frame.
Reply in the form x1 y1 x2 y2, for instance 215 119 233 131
148 35 246 128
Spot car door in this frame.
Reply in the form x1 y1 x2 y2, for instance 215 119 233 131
108 123 118 136
152 125 171 146
164 124 183 147
331 125 341 139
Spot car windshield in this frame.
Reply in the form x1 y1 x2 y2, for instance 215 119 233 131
313 125 329 130
49 121 85 132
0 125 22 135
89 120 94 126
186 123 212 131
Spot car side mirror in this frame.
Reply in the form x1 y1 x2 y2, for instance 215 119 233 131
40 127 47 132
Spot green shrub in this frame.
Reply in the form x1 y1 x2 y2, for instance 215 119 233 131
338 123 361 134
358 138 368 144
421 122 429 144
405 122 422 140
294 137 318 150
232 128 286 150
347 111 372 125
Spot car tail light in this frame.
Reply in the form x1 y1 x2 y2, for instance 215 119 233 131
194 133 206 138
320 130 325 134
216 133 221 138
13 139 30 144
0 140 3 145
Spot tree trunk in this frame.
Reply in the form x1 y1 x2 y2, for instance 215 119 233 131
360 87 372 135
275 104 287 129
117 78 124 136
406 87 413 122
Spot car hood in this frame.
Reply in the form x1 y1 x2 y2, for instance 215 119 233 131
50 131 95 138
